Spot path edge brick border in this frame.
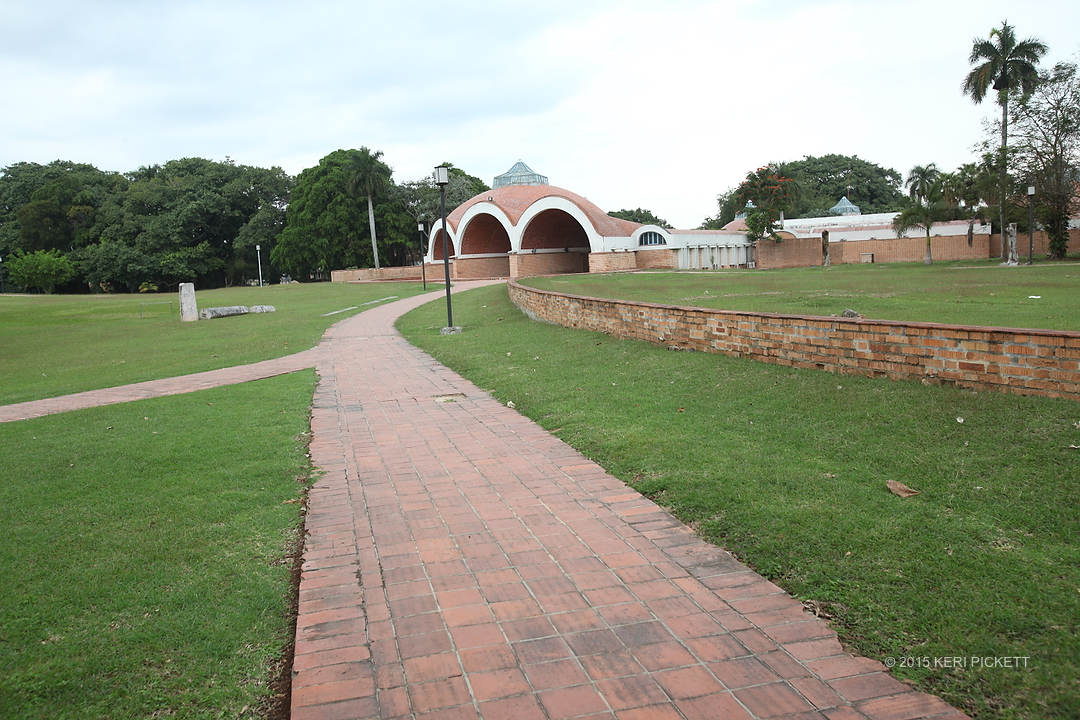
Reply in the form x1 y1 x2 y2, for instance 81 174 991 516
507 279 1080 400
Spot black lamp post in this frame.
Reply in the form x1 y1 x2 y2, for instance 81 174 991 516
417 221 427 290
1027 185 1035 265
433 165 457 332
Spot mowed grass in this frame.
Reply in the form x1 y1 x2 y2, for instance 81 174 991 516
0 371 316 719
524 261 1080 331
0 281 430 405
398 284 1080 720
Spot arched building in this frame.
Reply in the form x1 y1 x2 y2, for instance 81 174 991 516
425 162 751 278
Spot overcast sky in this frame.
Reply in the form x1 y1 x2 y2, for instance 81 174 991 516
3 0 1078 228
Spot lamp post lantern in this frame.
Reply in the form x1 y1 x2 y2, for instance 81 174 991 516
255 244 264 287
433 165 458 333
418 221 427 290
1027 186 1035 265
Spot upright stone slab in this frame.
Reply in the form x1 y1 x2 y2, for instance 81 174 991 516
179 283 198 322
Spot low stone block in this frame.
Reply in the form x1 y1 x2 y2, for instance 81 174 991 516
250 305 276 313
199 305 249 320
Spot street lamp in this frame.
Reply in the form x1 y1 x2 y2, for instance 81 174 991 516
1027 186 1035 265
0 254 4 294
433 165 458 333
255 244 264 287
418 221 427 290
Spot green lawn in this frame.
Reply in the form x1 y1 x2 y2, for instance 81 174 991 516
0 371 315 719
0 281 429 405
522 261 1080 331
398 284 1080 720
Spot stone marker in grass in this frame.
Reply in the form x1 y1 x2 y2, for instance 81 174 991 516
179 283 198 322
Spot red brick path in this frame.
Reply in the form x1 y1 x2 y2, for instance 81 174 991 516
0 348 323 423
294 285 967 719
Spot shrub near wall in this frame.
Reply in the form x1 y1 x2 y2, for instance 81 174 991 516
508 281 1080 400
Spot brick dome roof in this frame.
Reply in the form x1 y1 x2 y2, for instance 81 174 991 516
446 184 641 237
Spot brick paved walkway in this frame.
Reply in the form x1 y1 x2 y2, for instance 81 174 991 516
293 286 967 720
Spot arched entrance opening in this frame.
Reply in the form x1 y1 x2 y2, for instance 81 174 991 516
516 209 590 276
432 229 455 261
457 214 511 278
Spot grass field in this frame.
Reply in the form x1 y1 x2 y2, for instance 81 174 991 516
523 261 1080 331
398 284 1080 720
0 371 316 719
0 281 429 405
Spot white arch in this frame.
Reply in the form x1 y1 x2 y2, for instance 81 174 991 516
630 225 672 246
455 203 515 255
514 196 602 253
423 218 459 263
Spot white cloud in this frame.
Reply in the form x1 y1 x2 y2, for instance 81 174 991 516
2 0 1079 227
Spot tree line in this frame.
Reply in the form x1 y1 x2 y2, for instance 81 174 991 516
710 21 1079 263
0 151 488 293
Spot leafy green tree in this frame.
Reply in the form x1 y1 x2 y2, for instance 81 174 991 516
7 249 75 293
963 21 1048 258
273 150 369 278
73 241 149 293
344 148 392 270
777 154 904 216
941 163 988 245
0 161 127 256
731 165 799 243
1010 62 1080 259
894 164 946 264
608 208 671 228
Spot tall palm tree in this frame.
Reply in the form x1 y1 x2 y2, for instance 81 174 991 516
895 165 945 264
962 21 1047 258
345 148 392 269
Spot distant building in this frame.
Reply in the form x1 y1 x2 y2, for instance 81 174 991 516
423 162 751 278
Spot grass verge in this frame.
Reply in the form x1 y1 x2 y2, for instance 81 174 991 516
0 371 316 719
398 284 1079 720
523 261 1080 331
0 281 430 404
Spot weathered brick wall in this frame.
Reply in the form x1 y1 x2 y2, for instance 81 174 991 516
636 248 679 269
332 264 447 282
588 252 637 273
831 233 990 264
453 256 511 279
756 236 822 268
989 228 1080 258
508 281 1080 400
510 252 588 277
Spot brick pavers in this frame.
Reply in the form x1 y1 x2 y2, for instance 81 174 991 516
294 284 968 720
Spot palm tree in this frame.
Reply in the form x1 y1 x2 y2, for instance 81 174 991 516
941 163 985 245
895 165 945 264
345 148 392 270
962 21 1047 258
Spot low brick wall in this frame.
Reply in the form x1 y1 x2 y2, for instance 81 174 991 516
635 248 679 269
453 256 510 279
757 236 822 268
989 228 1080 258
510 252 588 277
332 264 447 282
507 281 1080 400
588 252 637 273
832 233 990 264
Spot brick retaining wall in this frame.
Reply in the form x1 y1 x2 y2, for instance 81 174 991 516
332 264 447 282
507 281 1080 400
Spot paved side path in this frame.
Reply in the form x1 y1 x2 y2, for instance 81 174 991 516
294 286 967 720
0 349 323 423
